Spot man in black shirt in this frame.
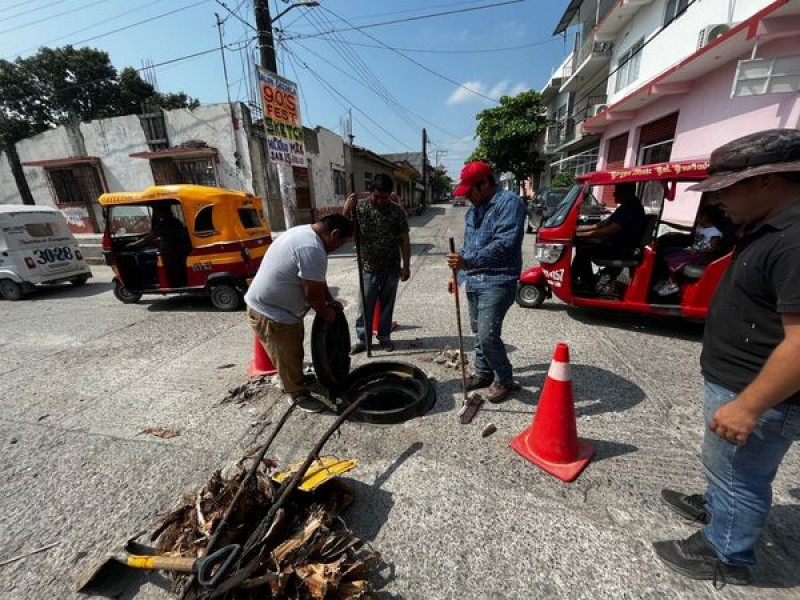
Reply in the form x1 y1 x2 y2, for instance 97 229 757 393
572 182 646 290
653 129 800 586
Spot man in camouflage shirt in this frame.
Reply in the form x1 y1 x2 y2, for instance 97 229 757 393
344 173 411 353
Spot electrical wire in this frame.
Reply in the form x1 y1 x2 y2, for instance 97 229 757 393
318 5 500 104
288 37 466 141
311 36 561 55
0 0 111 35
281 44 413 151
0 0 70 23
11 0 167 57
280 0 525 40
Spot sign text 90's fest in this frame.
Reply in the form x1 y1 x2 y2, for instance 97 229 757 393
257 68 306 168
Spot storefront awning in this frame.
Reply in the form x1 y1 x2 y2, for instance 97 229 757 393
22 156 101 168
129 147 219 161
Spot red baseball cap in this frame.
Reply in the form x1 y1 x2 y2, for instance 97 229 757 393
453 161 493 197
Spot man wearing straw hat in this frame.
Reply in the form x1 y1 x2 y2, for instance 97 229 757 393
654 129 800 586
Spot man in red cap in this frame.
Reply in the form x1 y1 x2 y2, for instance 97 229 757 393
446 161 526 402
653 129 800 586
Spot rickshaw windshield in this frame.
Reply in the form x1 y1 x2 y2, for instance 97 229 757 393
109 205 152 238
542 184 581 228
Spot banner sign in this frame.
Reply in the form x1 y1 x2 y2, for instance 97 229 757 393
257 68 306 167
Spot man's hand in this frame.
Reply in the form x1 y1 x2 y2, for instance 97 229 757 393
446 252 465 270
401 265 410 282
709 398 760 445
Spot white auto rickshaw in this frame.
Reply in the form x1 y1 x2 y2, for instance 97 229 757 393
0 205 92 300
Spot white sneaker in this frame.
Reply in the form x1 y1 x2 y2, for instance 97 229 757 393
657 281 680 296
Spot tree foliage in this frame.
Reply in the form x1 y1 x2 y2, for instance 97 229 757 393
467 90 548 182
431 168 453 198
551 171 576 188
0 46 199 146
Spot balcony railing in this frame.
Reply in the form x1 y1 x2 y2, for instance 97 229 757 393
571 36 613 73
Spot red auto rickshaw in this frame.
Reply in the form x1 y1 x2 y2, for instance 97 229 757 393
517 161 734 320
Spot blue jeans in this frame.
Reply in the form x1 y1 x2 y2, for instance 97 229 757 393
466 284 517 386
702 379 800 565
355 271 400 343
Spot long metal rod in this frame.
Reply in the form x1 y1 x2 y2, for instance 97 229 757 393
449 237 469 405
350 174 372 357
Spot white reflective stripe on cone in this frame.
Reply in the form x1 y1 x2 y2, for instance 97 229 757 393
547 361 570 382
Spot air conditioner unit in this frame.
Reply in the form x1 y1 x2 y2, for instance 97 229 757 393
697 23 732 49
590 104 608 117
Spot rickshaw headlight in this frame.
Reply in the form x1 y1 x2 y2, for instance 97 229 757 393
534 243 565 264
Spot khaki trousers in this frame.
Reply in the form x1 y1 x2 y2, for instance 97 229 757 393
247 308 306 395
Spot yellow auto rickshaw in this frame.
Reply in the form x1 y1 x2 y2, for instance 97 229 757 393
99 185 272 311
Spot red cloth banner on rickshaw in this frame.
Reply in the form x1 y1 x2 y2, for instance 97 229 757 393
578 161 710 185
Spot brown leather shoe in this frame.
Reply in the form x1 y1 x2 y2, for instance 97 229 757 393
486 381 520 403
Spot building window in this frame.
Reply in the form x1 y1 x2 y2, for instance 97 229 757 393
732 56 800 97
638 139 673 166
150 157 217 187
615 38 644 92
139 108 169 151
664 0 690 26
45 164 105 233
332 169 346 195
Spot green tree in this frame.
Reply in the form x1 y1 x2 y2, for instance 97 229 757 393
551 171 576 187
431 168 453 199
0 46 198 146
467 90 548 182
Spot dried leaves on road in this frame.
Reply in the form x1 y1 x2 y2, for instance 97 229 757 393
152 455 381 599
139 426 180 439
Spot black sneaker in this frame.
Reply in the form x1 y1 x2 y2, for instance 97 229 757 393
661 489 711 525
378 339 395 352
465 375 492 392
652 531 750 588
350 342 366 355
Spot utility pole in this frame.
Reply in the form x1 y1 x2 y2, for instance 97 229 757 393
421 128 429 212
253 1 277 72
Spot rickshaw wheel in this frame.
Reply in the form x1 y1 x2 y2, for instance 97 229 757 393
516 283 546 309
210 283 242 312
0 280 23 301
113 280 142 304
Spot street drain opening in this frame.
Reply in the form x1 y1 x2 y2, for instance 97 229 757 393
341 362 436 425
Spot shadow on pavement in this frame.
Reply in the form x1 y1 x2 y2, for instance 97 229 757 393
145 294 236 313
513 362 646 416
567 307 705 341
408 205 445 228
23 280 112 301
580 437 638 462
753 503 800 589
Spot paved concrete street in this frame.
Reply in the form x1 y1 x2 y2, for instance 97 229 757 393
1 205 798 599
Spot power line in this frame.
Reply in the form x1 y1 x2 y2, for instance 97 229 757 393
318 5 500 104
214 0 255 30
0 0 112 35
11 0 167 57
280 0 525 40
313 36 560 55
0 0 70 23
289 37 465 141
281 44 413 151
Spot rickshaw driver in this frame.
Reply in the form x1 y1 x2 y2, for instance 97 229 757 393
572 182 646 291
125 203 191 287
245 214 353 413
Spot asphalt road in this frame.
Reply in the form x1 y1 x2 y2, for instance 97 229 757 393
0 205 798 599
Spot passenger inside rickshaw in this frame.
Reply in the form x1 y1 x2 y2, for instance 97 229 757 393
117 203 191 289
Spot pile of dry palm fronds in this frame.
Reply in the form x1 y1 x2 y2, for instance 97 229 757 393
151 455 381 599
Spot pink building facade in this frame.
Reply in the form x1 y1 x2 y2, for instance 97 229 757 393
584 0 800 223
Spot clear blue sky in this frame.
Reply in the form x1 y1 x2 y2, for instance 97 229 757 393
0 0 572 177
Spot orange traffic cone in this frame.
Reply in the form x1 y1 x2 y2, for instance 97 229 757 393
511 342 594 482
371 299 399 334
248 335 277 378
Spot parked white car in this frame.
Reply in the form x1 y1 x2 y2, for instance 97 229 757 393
0 205 92 300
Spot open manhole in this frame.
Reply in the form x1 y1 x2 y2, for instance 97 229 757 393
311 313 436 424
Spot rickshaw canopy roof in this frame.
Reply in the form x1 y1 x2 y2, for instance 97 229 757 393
577 160 709 185
98 185 258 209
